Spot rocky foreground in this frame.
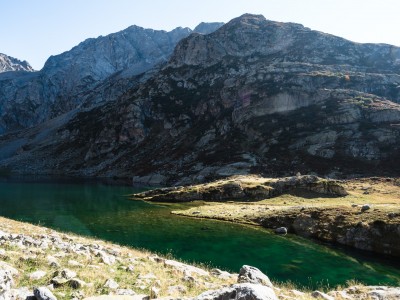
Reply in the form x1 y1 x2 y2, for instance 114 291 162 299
0 217 399 300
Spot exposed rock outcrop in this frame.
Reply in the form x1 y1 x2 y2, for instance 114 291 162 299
132 175 347 202
1 14 400 181
0 23 223 134
0 53 34 73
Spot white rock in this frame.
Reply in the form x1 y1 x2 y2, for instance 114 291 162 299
68 260 83 267
164 259 209 276
274 227 288 235
116 289 137 296
104 278 119 290
29 270 47 280
0 270 14 293
84 296 149 300
195 283 277 300
311 290 334 300
238 265 273 288
60 268 77 279
150 286 160 299
33 286 57 300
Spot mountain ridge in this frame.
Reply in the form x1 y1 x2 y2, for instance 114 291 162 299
1 14 400 184
0 53 34 73
0 22 224 134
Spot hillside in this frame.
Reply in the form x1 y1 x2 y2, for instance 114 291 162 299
1 216 399 299
1 14 400 183
0 23 223 134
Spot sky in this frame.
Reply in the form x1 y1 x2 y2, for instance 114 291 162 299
1 0 399 70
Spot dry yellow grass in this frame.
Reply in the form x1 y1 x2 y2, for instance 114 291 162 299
0 217 235 299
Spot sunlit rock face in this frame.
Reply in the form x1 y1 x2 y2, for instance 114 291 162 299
0 53 34 73
1 14 400 183
0 23 224 134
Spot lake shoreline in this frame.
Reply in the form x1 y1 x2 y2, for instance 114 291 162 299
1 216 399 300
132 175 400 258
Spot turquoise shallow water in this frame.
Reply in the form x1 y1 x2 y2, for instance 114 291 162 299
0 177 399 289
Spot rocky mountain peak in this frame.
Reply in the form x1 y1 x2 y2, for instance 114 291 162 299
0 53 34 73
193 22 224 34
169 13 400 74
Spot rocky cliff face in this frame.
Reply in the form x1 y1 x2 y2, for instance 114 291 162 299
0 53 34 73
0 23 223 134
1 14 400 183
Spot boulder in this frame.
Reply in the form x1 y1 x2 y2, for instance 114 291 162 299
237 265 273 288
164 259 209 276
83 296 149 300
29 270 47 280
274 227 288 235
33 286 57 300
195 283 277 300
311 290 334 300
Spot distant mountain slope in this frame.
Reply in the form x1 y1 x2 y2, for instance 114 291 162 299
1 14 400 183
0 22 223 134
0 53 34 73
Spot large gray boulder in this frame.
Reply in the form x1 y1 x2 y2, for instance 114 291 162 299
33 286 57 300
194 283 277 300
237 265 273 288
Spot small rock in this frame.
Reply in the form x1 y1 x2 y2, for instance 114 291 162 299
69 278 86 289
50 276 69 287
290 289 305 297
68 260 83 267
238 265 273 288
116 289 136 296
61 268 77 279
388 212 399 219
167 285 187 295
0 270 14 293
0 261 19 277
7 286 34 299
164 259 209 276
29 270 47 280
83 295 149 300
311 290 334 300
138 273 157 280
104 278 119 290
127 265 135 272
274 227 288 235
33 286 57 300
210 268 234 279
71 290 85 299
361 204 371 212
47 256 60 268
150 286 160 299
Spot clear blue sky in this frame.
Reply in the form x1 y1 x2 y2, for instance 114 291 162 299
1 0 399 70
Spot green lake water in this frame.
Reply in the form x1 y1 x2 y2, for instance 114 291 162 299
0 177 399 289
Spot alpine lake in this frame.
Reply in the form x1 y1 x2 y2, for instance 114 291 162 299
0 177 399 289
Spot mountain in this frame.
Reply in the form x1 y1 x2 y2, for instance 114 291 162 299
0 22 224 134
0 53 34 73
1 14 400 184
